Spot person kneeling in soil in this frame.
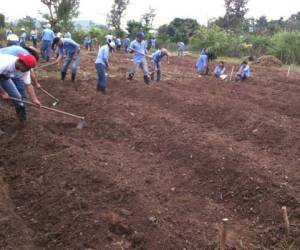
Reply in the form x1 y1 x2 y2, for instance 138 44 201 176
213 61 227 80
150 48 169 82
127 32 150 84
52 37 81 82
196 49 209 75
0 53 40 122
236 61 250 81
95 40 116 94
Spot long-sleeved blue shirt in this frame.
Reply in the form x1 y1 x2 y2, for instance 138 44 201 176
95 44 110 66
58 38 80 55
41 28 55 41
0 45 29 56
64 32 72 39
178 42 185 51
20 32 26 43
214 65 226 76
129 40 147 63
239 65 250 77
152 50 168 62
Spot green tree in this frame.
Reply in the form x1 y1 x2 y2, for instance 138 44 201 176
0 14 5 28
107 0 130 37
141 7 156 30
40 0 80 31
126 20 146 40
223 0 249 31
17 16 37 29
157 18 199 43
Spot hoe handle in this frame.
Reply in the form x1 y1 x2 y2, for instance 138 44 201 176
8 97 84 120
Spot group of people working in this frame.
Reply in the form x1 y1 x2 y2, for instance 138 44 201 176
0 25 252 129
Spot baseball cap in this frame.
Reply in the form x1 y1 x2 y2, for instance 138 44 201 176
18 54 37 69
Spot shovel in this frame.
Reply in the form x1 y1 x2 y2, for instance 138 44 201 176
8 97 86 129
39 87 60 106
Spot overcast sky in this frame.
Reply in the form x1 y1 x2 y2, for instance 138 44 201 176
2 0 300 28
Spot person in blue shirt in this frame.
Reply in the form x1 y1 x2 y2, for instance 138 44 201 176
52 37 81 82
41 24 55 62
213 61 227 79
151 38 156 50
178 42 185 56
236 61 251 81
19 28 27 48
123 37 130 53
95 40 116 94
116 38 122 51
150 48 169 82
30 28 38 48
127 32 150 84
84 36 92 51
63 28 72 39
196 49 208 75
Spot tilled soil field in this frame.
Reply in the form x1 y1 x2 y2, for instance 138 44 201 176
0 51 299 250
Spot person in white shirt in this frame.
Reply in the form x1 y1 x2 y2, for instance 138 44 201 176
7 32 19 46
0 54 40 122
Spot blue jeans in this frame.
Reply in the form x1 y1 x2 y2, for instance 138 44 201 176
31 38 37 47
7 41 19 47
130 60 148 76
41 40 52 61
62 52 81 74
12 77 27 99
0 78 24 108
95 63 106 91
150 60 161 81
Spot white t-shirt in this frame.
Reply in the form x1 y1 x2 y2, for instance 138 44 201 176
0 54 31 84
7 34 19 42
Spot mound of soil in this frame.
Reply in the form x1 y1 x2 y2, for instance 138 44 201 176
254 55 283 67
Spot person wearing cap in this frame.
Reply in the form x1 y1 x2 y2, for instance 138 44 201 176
0 45 42 95
19 28 27 48
95 40 116 94
41 24 55 62
150 48 169 82
0 53 40 122
52 37 81 82
127 32 150 84
30 28 38 48
7 31 19 47
178 42 185 56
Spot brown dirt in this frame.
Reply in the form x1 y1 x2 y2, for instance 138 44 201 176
254 55 283 67
0 51 300 250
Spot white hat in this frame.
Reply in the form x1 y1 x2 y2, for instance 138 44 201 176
161 48 169 55
56 32 62 38
46 24 51 28
108 41 116 49
21 27 25 31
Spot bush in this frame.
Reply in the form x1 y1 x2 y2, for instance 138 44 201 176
268 31 300 64
189 25 251 57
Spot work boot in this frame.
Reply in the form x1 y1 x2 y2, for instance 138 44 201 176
150 72 155 81
15 106 27 123
157 70 161 82
127 73 134 80
143 75 150 85
71 73 76 82
61 71 67 81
